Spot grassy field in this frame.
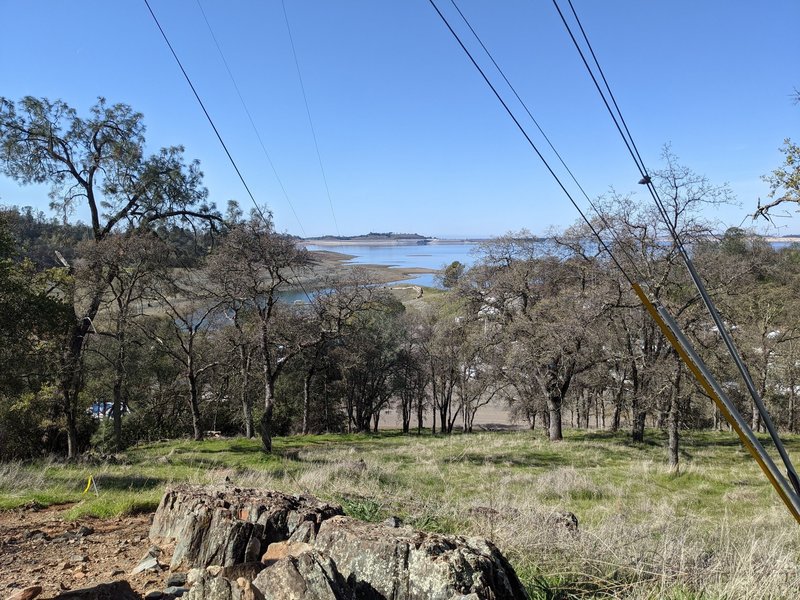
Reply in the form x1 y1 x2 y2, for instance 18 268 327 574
2 429 799 599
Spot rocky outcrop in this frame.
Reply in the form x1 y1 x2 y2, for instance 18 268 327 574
149 486 342 571
312 516 527 600
149 486 529 600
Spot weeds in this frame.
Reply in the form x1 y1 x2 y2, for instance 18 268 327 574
1 429 799 598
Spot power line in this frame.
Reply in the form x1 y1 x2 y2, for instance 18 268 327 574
552 0 800 497
426 0 634 288
446 0 645 283
143 0 262 219
143 0 313 303
195 0 306 237
281 0 341 237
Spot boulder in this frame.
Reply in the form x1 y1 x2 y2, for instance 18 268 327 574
149 486 342 571
252 551 347 600
312 516 528 600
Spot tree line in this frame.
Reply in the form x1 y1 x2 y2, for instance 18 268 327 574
1 96 799 469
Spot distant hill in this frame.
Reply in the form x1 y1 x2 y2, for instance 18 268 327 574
306 232 428 241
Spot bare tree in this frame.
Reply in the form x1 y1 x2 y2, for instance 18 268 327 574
207 212 310 451
145 268 223 441
82 231 166 450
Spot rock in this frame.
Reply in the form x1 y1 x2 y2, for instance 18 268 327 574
150 486 528 600
144 592 163 599
186 569 203 587
219 563 266 583
131 555 160 575
163 587 188 598
5 586 43 600
165 573 187 587
150 486 342 571
382 515 403 528
312 516 529 600
235 579 259 600
252 551 346 600
181 571 244 600
549 511 579 532
261 541 312 564
24 530 49 541
77 526 94 537
286 521 315 544
52 581 140 600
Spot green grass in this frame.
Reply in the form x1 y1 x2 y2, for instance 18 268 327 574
2 428 800 598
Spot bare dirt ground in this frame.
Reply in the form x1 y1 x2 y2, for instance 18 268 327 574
378 398 522 431
0 504 160 599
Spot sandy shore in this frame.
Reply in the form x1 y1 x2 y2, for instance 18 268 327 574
298 249 438 289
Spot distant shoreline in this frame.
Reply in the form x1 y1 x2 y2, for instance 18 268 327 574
302 238 488 247
764 236 800 243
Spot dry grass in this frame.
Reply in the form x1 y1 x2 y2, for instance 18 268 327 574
3 430 800 598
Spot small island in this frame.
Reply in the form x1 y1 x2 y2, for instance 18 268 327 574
304 232 432 245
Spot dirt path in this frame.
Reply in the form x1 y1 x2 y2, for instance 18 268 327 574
0 503 158 599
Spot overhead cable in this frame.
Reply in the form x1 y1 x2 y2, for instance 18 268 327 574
143 0 313 303
281 0 341 237
426 0 635 288
143 0 262 219
552 0 800 497
195 0 306 237
447 0 645 281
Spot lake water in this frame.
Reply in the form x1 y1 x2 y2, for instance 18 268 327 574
303 242 480 287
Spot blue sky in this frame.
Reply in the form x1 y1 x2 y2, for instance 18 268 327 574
1 1 798 238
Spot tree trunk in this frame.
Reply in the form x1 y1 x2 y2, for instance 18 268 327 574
239 347 254 438
112 379 123 451
416 390 425 434
111 327 126 452
61 322 90 459
631 401 646 443
65 393 79 459
302 366 315 435
547 394 563 441
261 375 276 452
751 401 762 433
188 371 203 441
668 367 681 471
